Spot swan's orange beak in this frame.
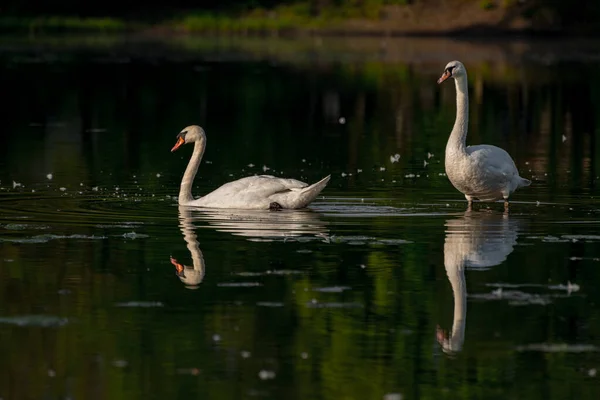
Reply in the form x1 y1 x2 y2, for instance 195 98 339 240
170 256 186 277
437 70 451 84
171 137 185 152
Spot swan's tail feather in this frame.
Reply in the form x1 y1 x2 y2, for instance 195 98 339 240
272 175 331 209
303 175 330 193
519 177 531 187
295 175 330 208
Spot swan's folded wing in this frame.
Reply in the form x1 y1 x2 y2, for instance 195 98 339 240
242 176 308 194
467 145 519 179
202 175 308 200
192 174 328 209
255 175 308 190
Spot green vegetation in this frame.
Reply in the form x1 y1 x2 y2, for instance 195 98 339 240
479 0 495 10
168 0 418 34
171 6 328 34
0 16 128 33
0 1 402 35
1 0 600 36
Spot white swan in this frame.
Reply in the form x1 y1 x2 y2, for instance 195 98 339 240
437 61 531 211
171 125 331 210
437 211 521 354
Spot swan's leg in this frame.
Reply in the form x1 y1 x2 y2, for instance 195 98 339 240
504 199 509 213
269 202 283 211
465 195 473 212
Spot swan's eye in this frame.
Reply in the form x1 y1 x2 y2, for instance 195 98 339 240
177 131 187 139
446 66 456 75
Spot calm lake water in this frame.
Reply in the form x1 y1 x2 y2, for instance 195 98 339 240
1 35 600 400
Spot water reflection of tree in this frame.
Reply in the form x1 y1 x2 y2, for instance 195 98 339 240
3 50 599 202
3 39 600 400
1 205 600 399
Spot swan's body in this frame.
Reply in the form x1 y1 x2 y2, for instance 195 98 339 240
438 61 530 211
183 175 329 209
171 125 330 210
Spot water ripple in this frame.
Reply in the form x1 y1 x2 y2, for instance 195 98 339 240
0 315 69 327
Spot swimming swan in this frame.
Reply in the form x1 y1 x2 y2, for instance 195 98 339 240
171 125 330 210
437 61 530 211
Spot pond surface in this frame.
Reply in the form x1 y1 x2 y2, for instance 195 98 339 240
1 35 600 400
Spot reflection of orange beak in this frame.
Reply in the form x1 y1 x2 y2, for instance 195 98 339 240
437 70 451 84
436 324 447 343
170 256 185 277
171 137 185 152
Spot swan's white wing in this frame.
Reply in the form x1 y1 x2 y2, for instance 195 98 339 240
205 175 308 197
192 175 309 209
465 145 522 199
467 145 519 178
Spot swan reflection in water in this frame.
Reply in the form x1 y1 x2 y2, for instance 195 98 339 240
189 206 329 239
437 211 521 354
169 205 329 288
169 206 206 288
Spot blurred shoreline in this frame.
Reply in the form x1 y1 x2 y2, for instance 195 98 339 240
2 35 600 68
1 2 599 38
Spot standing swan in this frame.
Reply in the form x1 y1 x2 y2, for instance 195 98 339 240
171 125 331 210
437 61 530 211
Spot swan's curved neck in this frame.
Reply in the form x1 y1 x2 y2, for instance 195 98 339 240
179 140 205 204
446 75 469 157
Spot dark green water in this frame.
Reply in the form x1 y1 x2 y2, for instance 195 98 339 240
1 36 600 400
